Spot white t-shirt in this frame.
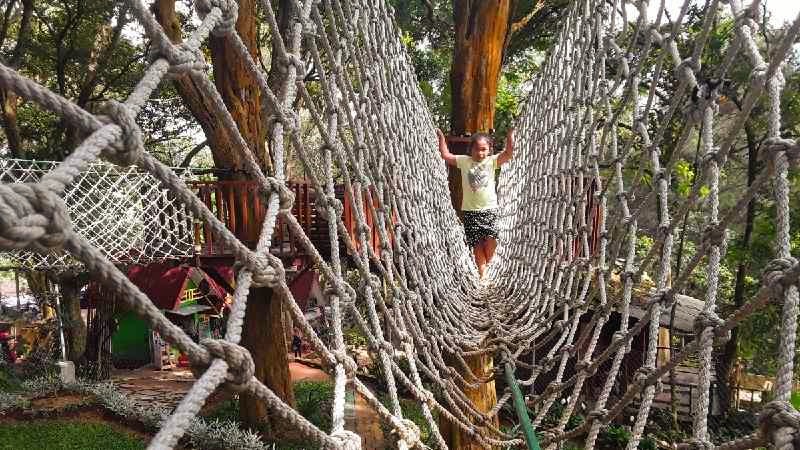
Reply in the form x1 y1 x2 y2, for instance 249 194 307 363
455 154 498 211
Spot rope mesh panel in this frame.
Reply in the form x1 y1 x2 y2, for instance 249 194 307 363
0 0 799 449
0 159 196 269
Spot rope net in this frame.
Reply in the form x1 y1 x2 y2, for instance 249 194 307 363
0 158 196 269
0 0 799 449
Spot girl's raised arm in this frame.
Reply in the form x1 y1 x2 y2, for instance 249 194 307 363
437 129 458 166
497 128 514 165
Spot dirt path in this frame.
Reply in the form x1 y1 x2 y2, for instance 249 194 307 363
111 357 386 449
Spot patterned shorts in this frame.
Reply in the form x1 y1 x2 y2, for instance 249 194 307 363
462 209 499 247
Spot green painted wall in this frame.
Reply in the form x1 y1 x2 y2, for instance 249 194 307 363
111 310 150 367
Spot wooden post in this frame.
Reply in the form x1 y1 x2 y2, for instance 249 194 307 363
439 352 498 449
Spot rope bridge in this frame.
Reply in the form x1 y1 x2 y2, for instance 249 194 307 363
1 0 799 449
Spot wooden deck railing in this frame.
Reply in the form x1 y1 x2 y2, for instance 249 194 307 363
188 180 393 260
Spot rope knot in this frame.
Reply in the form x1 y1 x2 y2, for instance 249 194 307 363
634 367 655 387
674 58 699 84
195 0 238 36
330 430 362 450
197 339 254 390
0 183 72 252
266 178 295 214
759 400 800 448
587 408 609 423
647 288 675 309
331 350 358 377
315 191 343 220
166 43 208 78
99 100 144 166
762 257 799 298
762 137 800 169
693 310 729 344
393 419 421 447
251 255 282 288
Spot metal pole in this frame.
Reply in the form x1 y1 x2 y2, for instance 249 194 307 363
14 270 20 310
503 358 541 450
52 280 67 361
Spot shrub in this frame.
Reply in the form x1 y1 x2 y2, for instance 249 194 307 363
597 424 630 450
294 380 335 433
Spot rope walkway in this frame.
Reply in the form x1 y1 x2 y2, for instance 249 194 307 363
1 0 800 449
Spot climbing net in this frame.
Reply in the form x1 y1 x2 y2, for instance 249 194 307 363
0 0 799 449
0 158 196 269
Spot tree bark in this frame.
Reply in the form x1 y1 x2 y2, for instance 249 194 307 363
152 0 252 175
450 0 512 135
438 352 498 449
239 286 295 437
0 0 33 158
58 273 87 364
207 0 270 175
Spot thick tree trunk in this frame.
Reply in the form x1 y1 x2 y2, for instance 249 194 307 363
446 4 509 446
450 0 512 135
438 352 498 449
1 90 21 157
207 0 270 174
156 0 293 431
239 286 295 437
152 0 251 173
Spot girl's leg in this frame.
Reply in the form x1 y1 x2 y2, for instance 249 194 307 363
473 242 487 277
484 237 497 264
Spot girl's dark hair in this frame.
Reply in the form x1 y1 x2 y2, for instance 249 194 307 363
469 133 494 152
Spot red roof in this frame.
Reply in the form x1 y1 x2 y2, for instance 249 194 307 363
84 263 231 311
127 263 191 310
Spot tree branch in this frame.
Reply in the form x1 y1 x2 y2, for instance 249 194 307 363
179 140 208 167
509 0 545 37
420 0 449 30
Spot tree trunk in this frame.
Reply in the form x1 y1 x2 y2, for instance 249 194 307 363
450 0 512 135
239 286 295 438
152 0 251 173
718 123 759 412
438 352 498 449
207 0 270 174
84 287 116 380
57 273 87 363
0 0 33 158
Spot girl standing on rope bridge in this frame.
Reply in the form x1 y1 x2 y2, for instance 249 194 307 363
437 128 514 277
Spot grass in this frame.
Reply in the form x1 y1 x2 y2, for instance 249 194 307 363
0 420 146 450
791 391 800 410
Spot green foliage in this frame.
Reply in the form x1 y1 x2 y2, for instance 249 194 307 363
597 424 631 450
791 391 800 410
343 327 368 348
293 380 335 433
203 397 240 424
0 420 146 450
0 366 22 393
708 410 758 445
378 393 437 448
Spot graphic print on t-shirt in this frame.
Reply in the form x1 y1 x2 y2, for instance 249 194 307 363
467 161 491 192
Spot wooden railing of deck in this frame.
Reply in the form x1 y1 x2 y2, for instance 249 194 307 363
189 180 394 260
